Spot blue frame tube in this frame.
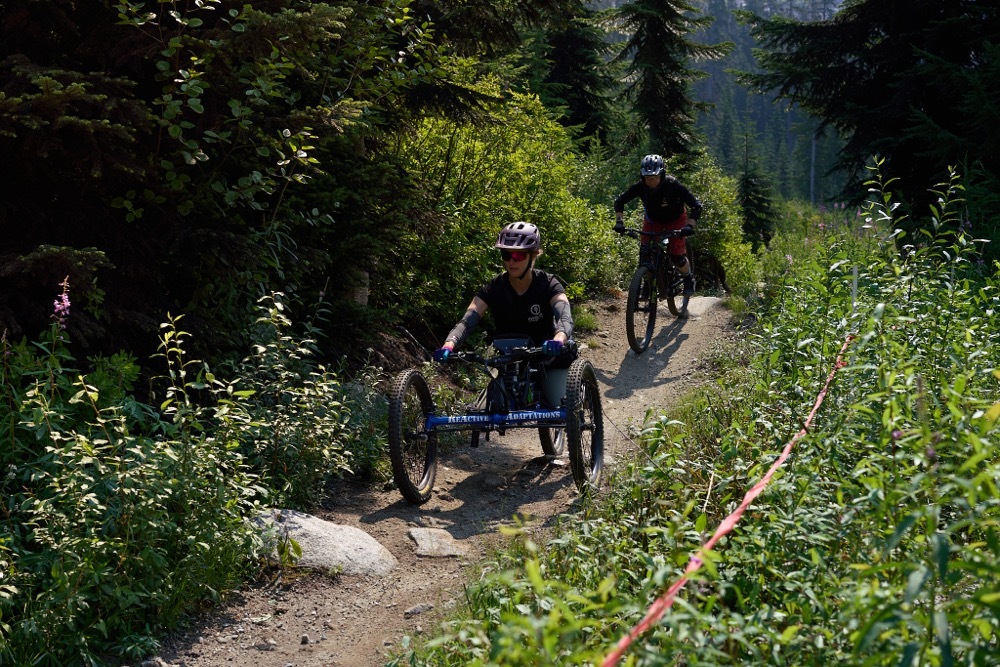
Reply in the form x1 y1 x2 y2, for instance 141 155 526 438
426 409 566 430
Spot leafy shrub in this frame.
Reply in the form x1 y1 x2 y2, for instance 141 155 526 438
389 87 630 340
682 154 760 298
389 167 1000 666
0 287 391 663
0 284 263 664
218 294 382 507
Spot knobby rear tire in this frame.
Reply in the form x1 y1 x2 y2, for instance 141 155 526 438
664 263 692 318
565 359 604 491
388 368 437 504
626 265 657 354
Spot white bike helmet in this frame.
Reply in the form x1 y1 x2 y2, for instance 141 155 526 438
640 154 665 177
495 222 540 250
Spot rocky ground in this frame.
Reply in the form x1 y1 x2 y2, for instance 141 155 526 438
146 292 737 667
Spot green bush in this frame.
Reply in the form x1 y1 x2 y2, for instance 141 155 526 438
221 294 389 507
0 288 390 663
387 87 630 338
389 168 1000 666
0 287 263 664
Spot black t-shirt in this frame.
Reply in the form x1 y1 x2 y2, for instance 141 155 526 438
614 175 700 223
475 270 565 345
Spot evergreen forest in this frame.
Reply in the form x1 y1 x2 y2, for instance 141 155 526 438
2 0 999 664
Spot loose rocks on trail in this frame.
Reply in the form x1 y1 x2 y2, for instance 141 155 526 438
150 294 736 667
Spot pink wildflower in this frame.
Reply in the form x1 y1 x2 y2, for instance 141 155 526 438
52 276 71 329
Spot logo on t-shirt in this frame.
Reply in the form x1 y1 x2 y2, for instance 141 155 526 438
528 304 542 323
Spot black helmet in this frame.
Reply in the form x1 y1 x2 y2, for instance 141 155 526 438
640 154 665 177
495 222 540 250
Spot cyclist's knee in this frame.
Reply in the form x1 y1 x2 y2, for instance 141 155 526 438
671 253 688 268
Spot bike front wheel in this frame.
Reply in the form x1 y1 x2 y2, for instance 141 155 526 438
565 359 604 491
626 265 658 354
388 368 438 504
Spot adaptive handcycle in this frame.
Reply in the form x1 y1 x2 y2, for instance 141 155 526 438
616 226 695 354
387 335 604 504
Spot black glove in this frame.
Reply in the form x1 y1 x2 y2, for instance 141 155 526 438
680 224 695 237
613 221 625 233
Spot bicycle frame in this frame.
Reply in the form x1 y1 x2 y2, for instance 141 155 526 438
426 408 565 431
432 339 566 434
387 337 604 503
629 228 684 289
618 226 692 353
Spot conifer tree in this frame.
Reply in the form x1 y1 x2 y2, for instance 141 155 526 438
531 10 618 143
612 0 732 155
738 0 1000 221
738 126 777 249
413 0 583 56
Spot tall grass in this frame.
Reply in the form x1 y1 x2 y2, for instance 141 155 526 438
388 165 1000 666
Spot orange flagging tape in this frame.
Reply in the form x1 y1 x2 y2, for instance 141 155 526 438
601 336 853 667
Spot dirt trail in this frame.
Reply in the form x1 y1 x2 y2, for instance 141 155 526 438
151 294 735 667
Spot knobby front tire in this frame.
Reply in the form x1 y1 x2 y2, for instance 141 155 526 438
626 265 657 354
565 359 604 491
388 368 438 504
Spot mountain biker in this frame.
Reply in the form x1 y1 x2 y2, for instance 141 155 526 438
613 154 702 295
432 222 576 409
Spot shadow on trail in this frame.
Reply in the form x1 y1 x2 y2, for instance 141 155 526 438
596 314 691 401
341 433 582 541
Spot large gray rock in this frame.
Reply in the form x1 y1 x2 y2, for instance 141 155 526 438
255 509 398 576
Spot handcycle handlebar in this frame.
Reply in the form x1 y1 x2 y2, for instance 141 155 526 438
443 345 549 368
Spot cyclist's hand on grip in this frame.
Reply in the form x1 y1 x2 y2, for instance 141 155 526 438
680 224 695 237
542 339 563 356
613 219 625 234
432 347 452 363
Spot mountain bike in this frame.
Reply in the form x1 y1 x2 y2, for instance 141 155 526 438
387 336 604 504
616 227 695 354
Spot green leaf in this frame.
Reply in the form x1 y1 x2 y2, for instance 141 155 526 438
933 533 950 581
884 513 918 554
903 565 929 605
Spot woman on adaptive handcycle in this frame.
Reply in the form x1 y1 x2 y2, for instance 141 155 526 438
613 153 703 296
433 221 576 409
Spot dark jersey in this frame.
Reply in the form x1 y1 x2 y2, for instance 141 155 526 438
475 270 565 345
614 175 701 223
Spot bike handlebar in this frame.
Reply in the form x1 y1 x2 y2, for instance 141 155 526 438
615 226 690 240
